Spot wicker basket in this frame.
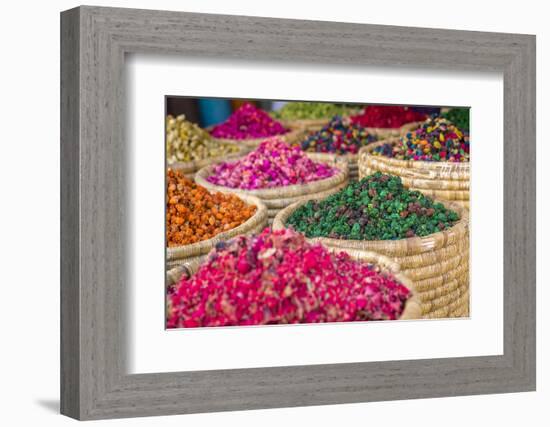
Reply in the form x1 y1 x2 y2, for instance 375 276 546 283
358 138 470 206
357 120 425 140
281 118 331 132
168 140 249 178
277 107 364 133
166 258 201 288
194 154 349 223
272 199 470 319
302 151 363 181
166 194 268 267
166 249 421 321
211 128 305 150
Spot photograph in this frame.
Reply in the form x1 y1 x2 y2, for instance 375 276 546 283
164 99 470 328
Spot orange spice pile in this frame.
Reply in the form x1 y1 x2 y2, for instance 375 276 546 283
166 169 257 247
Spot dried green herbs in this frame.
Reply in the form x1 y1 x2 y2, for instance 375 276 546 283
442 108 470 132
286 172 460 240
271 102 356 121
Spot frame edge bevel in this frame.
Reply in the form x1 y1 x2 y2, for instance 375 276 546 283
60 6 82 420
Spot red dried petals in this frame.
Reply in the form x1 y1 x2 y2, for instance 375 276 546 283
167 228 411 328
350 106 426 128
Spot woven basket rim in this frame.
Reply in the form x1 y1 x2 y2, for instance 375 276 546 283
280 118 331 128
359 138 471 173
166 193 268 261
261 180 349 210
194 153 349 200
166 258 203 287
208 128 303 145
302 151 360 162
167 139 249 173
357 120 425 136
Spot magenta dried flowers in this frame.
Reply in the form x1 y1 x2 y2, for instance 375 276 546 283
210 102 288 140
167 228 412 328
206 139 336 189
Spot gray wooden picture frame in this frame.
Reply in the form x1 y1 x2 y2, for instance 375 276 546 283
60 5 536 421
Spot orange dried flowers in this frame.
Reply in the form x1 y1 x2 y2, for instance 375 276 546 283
166 169 257 247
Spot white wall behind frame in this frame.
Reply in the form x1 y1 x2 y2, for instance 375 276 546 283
2 1 546 427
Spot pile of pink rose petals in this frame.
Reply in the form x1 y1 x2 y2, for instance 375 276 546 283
210 102 287 140
206 139 336 189
167 228 411 328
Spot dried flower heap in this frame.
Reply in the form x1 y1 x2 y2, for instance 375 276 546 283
299 116 378 155
350 105 426 128
166 169 257 247
271 102 356 121
167 228 411 328
441 108 470 132
287 172 460 240
166 114 240 163
210 102 287 140
206 139 336 189
373 116 469 162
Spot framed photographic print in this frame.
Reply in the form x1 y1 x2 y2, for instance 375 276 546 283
61 6 536 420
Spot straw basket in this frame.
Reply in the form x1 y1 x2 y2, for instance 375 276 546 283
358 138 470 208
166 258 202 289
281 118 331 132
166 194 268 269
302 152 363 181
273 199 470 319
166 250 421 321
168 141 249 179
194 154 349 224
211 128 305 150
277 107 364 133
358 120 424 140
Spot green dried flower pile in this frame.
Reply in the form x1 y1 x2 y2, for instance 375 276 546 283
271 102 357 121
441 108 470 132
286 172 460 240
